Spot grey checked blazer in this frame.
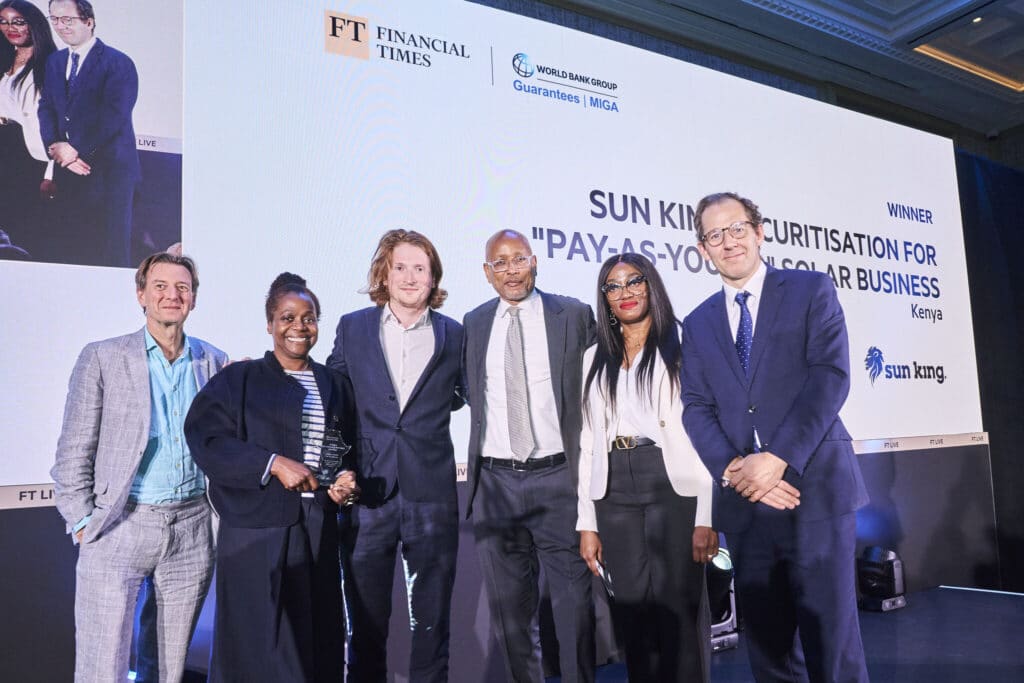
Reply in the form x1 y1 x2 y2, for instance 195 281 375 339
51 328 228 543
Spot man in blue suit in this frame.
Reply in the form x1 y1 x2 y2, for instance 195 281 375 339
681 192 869 682
38 0 140 267
327 229 465 683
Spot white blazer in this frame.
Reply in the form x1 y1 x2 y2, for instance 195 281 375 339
577 343 714 532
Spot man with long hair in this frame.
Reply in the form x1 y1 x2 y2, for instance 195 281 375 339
327 229 465 682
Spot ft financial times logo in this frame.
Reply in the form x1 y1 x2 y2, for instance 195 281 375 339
512 52 621 113
324 10 470 67
865 346 946 385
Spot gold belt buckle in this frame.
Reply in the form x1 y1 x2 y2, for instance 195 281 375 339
614 435 638 450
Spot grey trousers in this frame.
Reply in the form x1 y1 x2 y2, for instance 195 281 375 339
74 497 214 683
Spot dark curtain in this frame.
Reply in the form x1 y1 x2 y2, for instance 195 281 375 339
956 151 1024 591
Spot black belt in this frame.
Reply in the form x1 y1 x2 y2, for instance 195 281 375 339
611 436 656 450
481 452 566 471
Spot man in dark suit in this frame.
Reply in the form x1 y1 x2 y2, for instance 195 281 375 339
327 230 465 683
463 229 596 683
681 192 869 682
38 0 140 267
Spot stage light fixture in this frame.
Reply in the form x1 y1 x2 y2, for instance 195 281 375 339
857 546 907 612
708 548 739 651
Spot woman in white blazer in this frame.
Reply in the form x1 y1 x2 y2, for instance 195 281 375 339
578 253 717 682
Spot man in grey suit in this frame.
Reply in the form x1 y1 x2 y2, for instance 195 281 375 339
51 252 228 683
463 229 597 682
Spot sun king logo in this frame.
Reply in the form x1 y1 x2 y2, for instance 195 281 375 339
864 346 946 385
325 10 370 59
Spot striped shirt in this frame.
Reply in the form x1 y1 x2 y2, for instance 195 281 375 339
285 370 325 496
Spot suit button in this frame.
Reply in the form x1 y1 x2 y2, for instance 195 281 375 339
748 405 757 414
388 395 396 401
394 426 402 432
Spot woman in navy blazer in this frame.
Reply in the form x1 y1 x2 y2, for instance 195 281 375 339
577 253 717 683
186 273 358 683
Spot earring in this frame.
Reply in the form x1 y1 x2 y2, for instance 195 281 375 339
608 307 618 326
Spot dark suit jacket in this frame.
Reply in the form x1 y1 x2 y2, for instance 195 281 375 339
37 39 141 180
185 352 356 528
326 306 464 505
681 265 868 533
462 290 596 517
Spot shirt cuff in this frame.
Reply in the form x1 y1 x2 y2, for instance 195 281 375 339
261 454 278 486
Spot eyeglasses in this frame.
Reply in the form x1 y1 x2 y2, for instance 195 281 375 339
48 15 85 26
0 18 29 27
601 274 647 300
700 220 754 247
485 254 532 273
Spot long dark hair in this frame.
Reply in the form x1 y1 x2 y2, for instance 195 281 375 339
0 0 56 93
583 253 682 421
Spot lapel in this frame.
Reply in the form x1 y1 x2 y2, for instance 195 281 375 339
124 327 151 412
68 39 104 102
540 290 567 417
707 291 747 386
471 299 500 393
402 312 446 414
747 266 786 382
188 336 210 389
363 306 392 384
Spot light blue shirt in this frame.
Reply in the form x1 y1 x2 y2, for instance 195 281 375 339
128 330 204 503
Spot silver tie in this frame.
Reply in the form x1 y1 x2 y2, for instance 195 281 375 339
505 306 535 461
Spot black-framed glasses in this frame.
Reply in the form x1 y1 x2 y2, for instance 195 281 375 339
601 274 647 300
485 254 532 273
700 220 753 247
0 17 29 27
48 15 85 26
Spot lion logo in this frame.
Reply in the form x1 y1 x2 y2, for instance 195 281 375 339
865 346 884 385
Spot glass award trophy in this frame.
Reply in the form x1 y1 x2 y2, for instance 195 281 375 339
316 420 351 487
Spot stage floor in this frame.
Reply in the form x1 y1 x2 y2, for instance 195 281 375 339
560 586 1024 682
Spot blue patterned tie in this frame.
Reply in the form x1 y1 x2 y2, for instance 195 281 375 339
68 52 80 89
735 291 753 375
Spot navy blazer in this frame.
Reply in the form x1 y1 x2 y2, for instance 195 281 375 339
185 352 357 528
37 39 141 179
326 306 464 505
680 265 868 532
462 290 596 517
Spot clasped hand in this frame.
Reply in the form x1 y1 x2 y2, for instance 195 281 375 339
725 452 800 510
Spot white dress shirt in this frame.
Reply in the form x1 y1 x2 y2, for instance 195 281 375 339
482 290 563 459
65 35 97 79
724 260 767 341
613 350 662 444
380 305 435 411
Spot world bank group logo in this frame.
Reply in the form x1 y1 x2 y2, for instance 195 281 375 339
864 346 947 385
513 53 535 78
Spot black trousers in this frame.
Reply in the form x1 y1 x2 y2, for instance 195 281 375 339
473 460 596 683
211 499 344 683
595 444 709 682
339 488 459 683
